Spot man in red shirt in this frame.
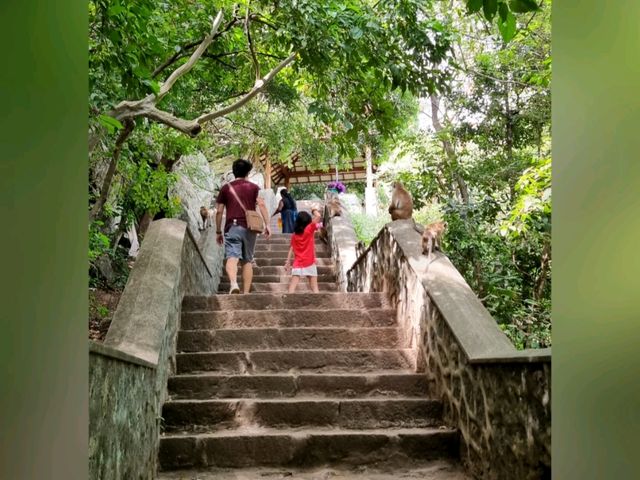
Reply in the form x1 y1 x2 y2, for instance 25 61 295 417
215 159 271 294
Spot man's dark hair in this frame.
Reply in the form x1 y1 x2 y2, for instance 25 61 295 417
232 159 253 178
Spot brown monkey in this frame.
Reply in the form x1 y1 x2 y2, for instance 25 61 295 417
326 197 342 218
200 206 214 230
422 221 447 262
388 181 413 220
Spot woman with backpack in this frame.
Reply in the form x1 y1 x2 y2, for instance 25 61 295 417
272 188 297 233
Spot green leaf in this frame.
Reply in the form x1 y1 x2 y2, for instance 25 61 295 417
498 2 509 21
350 26 363 39
509 0 539 13
97 114 123 134
143 79 161 95
498 11 517 42
466 0 483 14
483 0 498 21
107 4 125 17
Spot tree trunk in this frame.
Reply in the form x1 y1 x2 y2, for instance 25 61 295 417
430 94 469 204
534 239 551 300
90 119 135 221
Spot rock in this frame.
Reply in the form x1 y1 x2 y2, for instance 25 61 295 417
169 152 216 240
95 254 115 285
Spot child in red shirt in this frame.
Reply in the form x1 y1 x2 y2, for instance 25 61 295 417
284 210 323 293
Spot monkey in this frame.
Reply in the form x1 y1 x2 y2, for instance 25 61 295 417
326 197 342 218
388 181 413 220
311 207 329 244
422 221 447 262
200 206 215 230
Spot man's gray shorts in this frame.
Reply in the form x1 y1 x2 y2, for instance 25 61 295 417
224 224 258 262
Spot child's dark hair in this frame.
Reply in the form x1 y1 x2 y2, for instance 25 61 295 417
232 158 252 178
293 211 312 234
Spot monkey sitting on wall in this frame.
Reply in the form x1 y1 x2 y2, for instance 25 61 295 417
422 221 447 262
388 181 413 220
200 206 215 230
326 197 342 218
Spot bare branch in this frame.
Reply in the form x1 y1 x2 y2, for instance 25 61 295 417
152 15 242 78
197 51 297 124
157 11 224 100
257 51 287 60
202 53 237 69
151 40 201 78
249 14 278 30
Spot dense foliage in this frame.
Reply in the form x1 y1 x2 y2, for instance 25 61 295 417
375 0 552 348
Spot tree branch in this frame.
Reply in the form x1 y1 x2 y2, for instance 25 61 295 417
151 15 241 78
197 51 296 124
90 119 135 221
157 11 224 100
202 53 237 69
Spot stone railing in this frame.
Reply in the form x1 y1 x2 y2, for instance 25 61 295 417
345 219 551 480
89 219 224 480
322 193 358 291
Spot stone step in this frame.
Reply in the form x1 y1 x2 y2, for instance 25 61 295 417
229 266 335 276
183 293 391 312
157 461 472 480
217 283 338 293
255 257 333 267
177 327 402 353
159 427 459 470
162 398 444 433
252 250 331 260
254 244 330 253
220 274 336 283
256 237 327 244
180 308 396 330
168 373 431 400
176 349 416 375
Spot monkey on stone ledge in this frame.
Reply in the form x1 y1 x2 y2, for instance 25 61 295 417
388 181 413 220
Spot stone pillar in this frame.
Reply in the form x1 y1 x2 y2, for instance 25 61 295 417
265 155 272 190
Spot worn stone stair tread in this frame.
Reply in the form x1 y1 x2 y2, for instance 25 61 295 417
161 425 457 439
176 349 417 375
177 328 403 352
162 397 443 432
159 427 459 469
219 275 336 283
216 283 339 293
167 372 430 398
180 308 396 329
156 460 472 480
182 292 392 311
229 266 335 275
170 371 421 378
165 396 436 404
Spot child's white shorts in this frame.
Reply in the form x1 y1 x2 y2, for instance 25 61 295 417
291 265 318 277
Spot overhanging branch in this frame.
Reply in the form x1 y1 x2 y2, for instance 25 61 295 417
197 51 296 124
157 11 224 100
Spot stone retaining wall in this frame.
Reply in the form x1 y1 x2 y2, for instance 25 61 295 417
345 219 551 480
89 219 224 480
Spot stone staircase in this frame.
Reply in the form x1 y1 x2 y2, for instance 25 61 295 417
158 233 469 479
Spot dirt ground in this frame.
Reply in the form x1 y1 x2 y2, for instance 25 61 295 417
89 288 122 342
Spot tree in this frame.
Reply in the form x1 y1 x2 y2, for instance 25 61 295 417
89 0 454 221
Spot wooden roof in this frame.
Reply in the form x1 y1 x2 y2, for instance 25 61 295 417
258 153 375 187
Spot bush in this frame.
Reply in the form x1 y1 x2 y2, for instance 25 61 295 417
350 212 391 246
